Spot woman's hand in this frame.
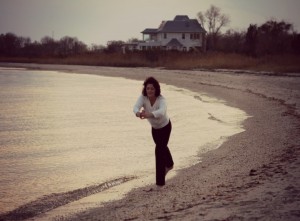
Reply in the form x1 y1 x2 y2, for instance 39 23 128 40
140 110 153 119
136 110 145 119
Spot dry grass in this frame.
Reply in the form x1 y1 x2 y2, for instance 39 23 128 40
162 52 257 70
161 52 300 73
1 52 300 73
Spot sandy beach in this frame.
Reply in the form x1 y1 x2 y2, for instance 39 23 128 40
1 63 300 220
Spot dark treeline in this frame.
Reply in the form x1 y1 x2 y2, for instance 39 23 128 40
215 20 300 56
0 19 300 58
0 34 90 57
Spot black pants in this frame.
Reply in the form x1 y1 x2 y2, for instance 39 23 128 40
151 120 174 186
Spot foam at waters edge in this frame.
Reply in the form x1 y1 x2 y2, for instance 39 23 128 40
0 177 135 220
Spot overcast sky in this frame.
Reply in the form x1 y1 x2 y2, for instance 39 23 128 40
1 0 300 46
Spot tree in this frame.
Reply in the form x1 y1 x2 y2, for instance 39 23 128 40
197 4 230 50
258 20 292 54
0 33 20 56
245 24 259 56
90 44 105 53
105 40 124 53
291 33 300 54
40 36 57 56
245 20 294 56
127 37 139 43
58 36 87 56
218 29 245 53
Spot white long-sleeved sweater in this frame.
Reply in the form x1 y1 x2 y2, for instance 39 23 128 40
133 95 169 129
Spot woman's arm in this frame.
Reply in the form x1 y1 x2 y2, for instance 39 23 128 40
133 95 144 118
151 97 167 118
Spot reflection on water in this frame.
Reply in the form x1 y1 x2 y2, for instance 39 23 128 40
0 69 248 216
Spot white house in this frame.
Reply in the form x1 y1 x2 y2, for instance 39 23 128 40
123 15 207 53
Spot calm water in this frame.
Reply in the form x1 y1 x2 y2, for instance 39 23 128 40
0 68 248 217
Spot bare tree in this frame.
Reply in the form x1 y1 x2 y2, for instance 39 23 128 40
127 37 140 43
105 40 125 53
197 4 230 50
58 36 87 56
40 36 57 56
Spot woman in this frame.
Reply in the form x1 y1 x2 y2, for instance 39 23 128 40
133 76 174 187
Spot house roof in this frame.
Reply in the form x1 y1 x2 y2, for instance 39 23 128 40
141 28 158 34
166 38 184 47
141 15 206 34
158 18 205 33
173 15 190 21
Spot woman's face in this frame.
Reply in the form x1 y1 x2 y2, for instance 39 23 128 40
146 84 156 98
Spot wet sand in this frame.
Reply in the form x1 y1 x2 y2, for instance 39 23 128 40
1 63 300 220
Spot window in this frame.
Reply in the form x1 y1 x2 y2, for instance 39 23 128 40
164 33 167 39
190 33 200 40
182 33 185 39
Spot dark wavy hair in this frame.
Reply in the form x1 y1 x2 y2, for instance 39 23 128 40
142 77 161 97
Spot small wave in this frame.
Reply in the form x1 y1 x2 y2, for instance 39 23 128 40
0 67 26 71
194 95 203 101
0 176 135 221
194 95 211 103
208 113 224 123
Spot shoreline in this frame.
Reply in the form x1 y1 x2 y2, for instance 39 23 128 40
1 63 300 220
